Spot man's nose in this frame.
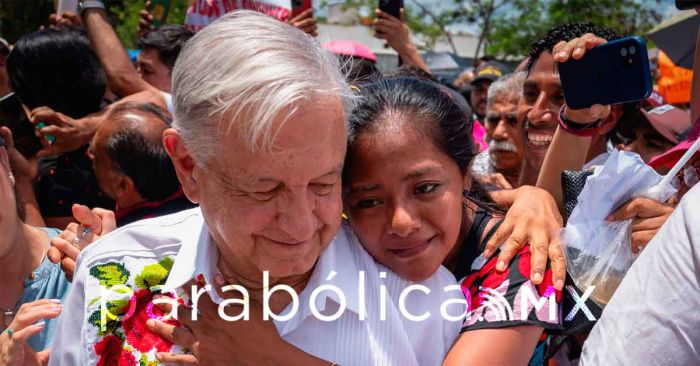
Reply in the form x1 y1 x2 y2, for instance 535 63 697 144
527 92 555 126
277 190 317 242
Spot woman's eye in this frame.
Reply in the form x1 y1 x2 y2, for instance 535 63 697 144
354 199 381 209
415 183 440 194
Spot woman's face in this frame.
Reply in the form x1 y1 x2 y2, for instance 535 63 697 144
344 122 466 282
0 146 18 245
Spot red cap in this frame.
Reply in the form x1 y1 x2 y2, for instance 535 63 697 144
641 104 691 144
322 40 376 62
649 117 700 169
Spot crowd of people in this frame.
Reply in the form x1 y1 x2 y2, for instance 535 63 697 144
0 1 698 365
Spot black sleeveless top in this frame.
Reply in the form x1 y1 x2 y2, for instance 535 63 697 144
452 207 502 281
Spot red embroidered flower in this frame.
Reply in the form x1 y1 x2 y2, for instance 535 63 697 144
462 256 510 310
516 246 533 279
122 289 180 354
95 335 137 366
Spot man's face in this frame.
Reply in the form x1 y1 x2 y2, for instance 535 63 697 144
136 48 172 92
485 93 525 171
519 51 564 173
470 80 491 118
622 125 675 164
87 118 123 201
191 98 347 279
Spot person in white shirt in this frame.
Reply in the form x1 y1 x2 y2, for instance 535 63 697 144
47 11 565 366
580 183 700 365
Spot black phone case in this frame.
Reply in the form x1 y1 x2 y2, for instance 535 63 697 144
379 0 402 19
558 36 653 109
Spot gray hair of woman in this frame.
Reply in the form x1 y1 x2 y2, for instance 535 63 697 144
486 71 526 108
171 10 355 165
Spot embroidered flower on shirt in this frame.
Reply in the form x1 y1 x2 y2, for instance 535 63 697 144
89 257 179 365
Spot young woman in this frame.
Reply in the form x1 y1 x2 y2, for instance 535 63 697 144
343 77 562 365
0 127 70 365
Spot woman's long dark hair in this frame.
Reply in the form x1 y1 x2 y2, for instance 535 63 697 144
344 76 503 214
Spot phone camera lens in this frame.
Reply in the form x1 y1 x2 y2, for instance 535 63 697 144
629 46 636 55
620 48 628 57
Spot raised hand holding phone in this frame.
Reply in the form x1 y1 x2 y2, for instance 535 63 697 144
557 35 652 110
553 34 612 123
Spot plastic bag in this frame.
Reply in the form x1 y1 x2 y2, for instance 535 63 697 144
562 151 677 308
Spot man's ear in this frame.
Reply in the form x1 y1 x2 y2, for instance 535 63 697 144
163 128 201 204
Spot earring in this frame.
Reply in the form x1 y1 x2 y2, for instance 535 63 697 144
8 173 15 186
462 189 470 197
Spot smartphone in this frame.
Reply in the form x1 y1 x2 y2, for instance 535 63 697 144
676 0 700 10
0 93 43 158
558 36 653 110
291 0 312 18
151 0 172 26
378 0 403 19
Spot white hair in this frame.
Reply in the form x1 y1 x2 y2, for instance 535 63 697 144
486 71 526 108
171 10 354 164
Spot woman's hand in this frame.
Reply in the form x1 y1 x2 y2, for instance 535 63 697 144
47 204 117 282
0 299 62 366
139 1 155 36
607 197 673 253
28 107 101 158
374 9 410 53
485 186 566 290
288 9 318 37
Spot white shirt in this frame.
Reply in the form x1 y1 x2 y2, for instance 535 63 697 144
48 208 462 366
580 184 700 365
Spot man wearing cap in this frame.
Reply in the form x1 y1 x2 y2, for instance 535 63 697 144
616 102 692 164
470 61 509 123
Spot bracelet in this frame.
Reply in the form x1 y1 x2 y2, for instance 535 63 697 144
558 105 603 137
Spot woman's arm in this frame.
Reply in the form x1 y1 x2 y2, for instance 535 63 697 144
536 126 592 210
443 326 543 366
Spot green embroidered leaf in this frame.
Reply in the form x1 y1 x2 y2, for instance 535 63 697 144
139 354 159 366
134 257 174 290
90 262 131 286
87 298 129 335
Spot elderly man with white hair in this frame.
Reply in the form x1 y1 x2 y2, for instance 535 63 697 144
46 11 564 366
471 72 527 191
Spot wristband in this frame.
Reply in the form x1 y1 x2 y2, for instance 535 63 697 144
78 0 106 16
558 105 603 137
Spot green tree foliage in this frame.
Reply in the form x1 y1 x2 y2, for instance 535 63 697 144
0 0 54 43
108 0 189 49
487 0 664 57
0 0 188 47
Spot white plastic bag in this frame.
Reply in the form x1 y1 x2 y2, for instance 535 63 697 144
562 151 677 307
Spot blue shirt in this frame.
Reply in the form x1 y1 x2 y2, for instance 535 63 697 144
20 228 71 351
